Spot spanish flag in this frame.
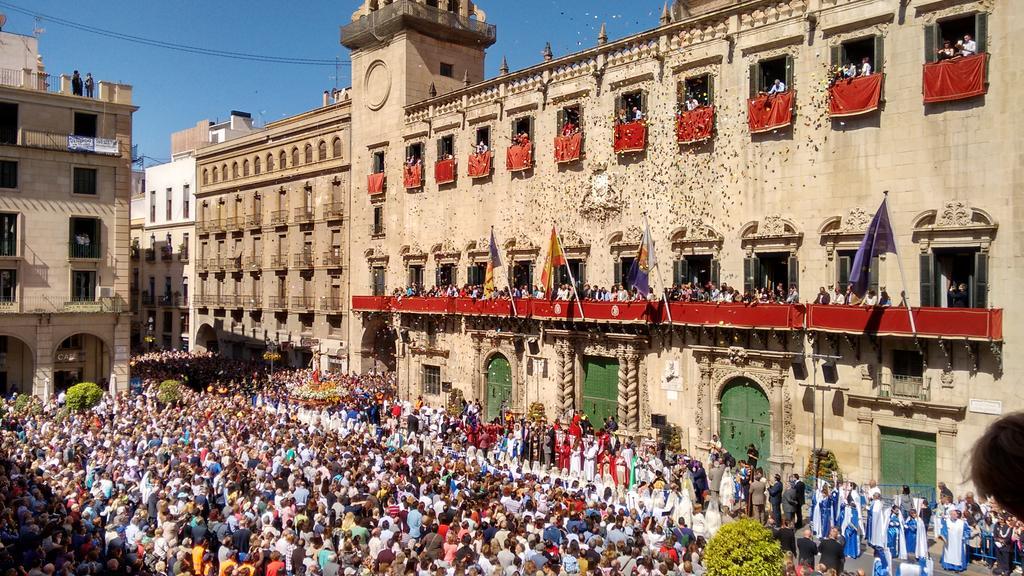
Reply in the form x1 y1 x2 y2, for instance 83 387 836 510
484 228 502 296
539 227 566 297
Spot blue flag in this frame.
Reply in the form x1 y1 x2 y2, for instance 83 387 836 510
850 198 896 297
627 217 658 297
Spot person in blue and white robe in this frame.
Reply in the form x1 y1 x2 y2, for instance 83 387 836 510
887 505 908 560
938 509 971 572
905 508 929 566
897 557 934 576
812 486 834 539
868 492 888 548
873 545 893 576
840 496 862 559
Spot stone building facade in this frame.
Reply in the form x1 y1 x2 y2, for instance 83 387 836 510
0 32 135 396
343 0 1020 489
192 96 352 371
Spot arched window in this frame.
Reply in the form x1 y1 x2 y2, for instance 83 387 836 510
254 156 261 175
231 162 239 179
291 147 299 166
242 160 250 177
212 167 218 182
279 151 287 169
318 140 327 161
202 169 209 185
332 137 342 158
304 144 313 164
221 164 228 180
266 153 274 171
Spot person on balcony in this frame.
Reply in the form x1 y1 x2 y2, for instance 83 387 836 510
767 78 787 95
685 96 701 111
843 62 858 79
862 289 879 306
948 282 969 307
786 285 800 304
860 57 873 77
632 107 644 122
879 288 893 307
615 107 629 125
936 40 957 61
561 119 577 137
815 287 831 305
475 140 489 154
961 34 977 56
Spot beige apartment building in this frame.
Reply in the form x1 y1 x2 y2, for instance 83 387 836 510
0 31 135 396
192 94 352 371
342 0 1021 489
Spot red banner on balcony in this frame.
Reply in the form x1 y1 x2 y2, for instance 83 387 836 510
666 302 804 330
554 132 583 163
435 158 456 184
806 304 1002 341
676 106 715 144
613 121 646 153
468 151 492 178
747 91 795 133
367 172 385 195
923 53 988 104
402 164 422 189
506 144 532 171
829 74 883 117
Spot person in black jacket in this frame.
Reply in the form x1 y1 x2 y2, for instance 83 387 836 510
818 527 846 573
768 474 784 525
774 519 797 558
791 474 807 528
796 528 817 567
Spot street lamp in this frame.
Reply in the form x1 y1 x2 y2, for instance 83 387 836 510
145 319 155 352
264 336 279 381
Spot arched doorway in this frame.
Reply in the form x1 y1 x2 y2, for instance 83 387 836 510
360 316 396 372
53 334 110 394
0 335 33 396
194 324 218 354
485 354 511 422
719 378 771 466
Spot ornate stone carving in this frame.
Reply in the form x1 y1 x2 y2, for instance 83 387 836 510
626 353 640 430
616 347 629 425
761 215 786 236
580 165 622 222
562 229 585 247
555 340 575 414
783 384 795 446
936 201 972 228
726 346 748 364
695 355 712 432
839 207 870 232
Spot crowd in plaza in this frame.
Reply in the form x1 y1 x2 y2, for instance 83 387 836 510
0 354 1018 576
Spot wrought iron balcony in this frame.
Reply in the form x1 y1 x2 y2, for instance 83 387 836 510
293 251 314 268
323 202 344 221
320 296 344 312
293 207 314 224
246 214 263 229
69 241 100 259
322 250 344 268
880 375 930 402
270 210 288 226
269 254 288 269
291 296 315 310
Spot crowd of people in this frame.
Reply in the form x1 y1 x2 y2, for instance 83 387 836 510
0 352 1017 576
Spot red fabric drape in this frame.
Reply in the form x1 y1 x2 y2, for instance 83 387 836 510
434 158 456 184
675 106 715 144
468 151 492 177
613 121 646 153
747 91 795 133
829 74 883 117
402 164 422 189
506 144 533 171
367 172 385 195
554 132 583 162
923 53 988 104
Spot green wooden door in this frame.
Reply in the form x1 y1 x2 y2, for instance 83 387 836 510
879 428 936 488
486 355 512 422
719 379 771 463
582 357 619 425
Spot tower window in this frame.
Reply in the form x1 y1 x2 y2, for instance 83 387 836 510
440 63 454 78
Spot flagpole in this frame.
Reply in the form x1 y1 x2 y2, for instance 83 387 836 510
882 191 917 336
554 225 586 320
643 212 673 323
495 226 519 317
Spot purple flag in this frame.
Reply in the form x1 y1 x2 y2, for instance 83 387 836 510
850 198 896 297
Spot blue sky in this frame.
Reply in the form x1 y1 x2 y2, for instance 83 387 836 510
5 1 663 165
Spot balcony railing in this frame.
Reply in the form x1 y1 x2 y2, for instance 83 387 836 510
270 210 288 226
323 202 344 221
292 296 315 310
268 296 288 309
160 248 173 261
246 214 263 229
209 257 225 272
158 294 180 307
225 216 243 231
0 68 56 93
322 250 344 268
220 294 242 308
881 375 929 401
294 207 314 223
177 250 189 262
243 256 262 270
144 248 155 261
269 254 288 269
244 295 262 309
69 241 100 259
0 237 15 257
293 251 314 268
225 256 241 271
141 291 154 306
341 0 496 50
18 129 120 156
321 296 344 312
0 299 17 313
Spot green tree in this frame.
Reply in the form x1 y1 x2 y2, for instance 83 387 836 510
65 382 104 412
704 519 784 576
157 379 184 405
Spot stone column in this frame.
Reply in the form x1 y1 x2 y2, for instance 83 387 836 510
626 353 640 431
857 409 875 480
616 347 628 425
472 337 484 402
696 355 713 443
766 374 792 476
936 423 958 488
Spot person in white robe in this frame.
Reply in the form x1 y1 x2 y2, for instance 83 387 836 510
569 438 583 478
869 493 888 548
678 486 694 528
583 438 598 482
938 510 971 572
705 495 722 537
691 504 707 539
719 468 736 510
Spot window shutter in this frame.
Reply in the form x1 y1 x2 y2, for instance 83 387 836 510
510 119 516 142
678 259 690 286
743 257 757 294
787 254 799 292
973 252 988 308
785 56 795 90
874 35 885 74
435 266 442 287
830 45 841 68
640 90 648 115
706 74 715 105
527 117 534 141
711 258 721 286
838 256 851 288
578 260 586 285
614 259 623 287
749 64 759 98
577 105 584 126
557 109 565 132
924 25 937 63
869 256 880 294
408 267 415 287
919 253 934 307
672 260 682 286
975 13 988 54
614 94 622 116
436 138 443 161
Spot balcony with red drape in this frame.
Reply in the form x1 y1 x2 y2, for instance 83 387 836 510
434 158 456 185
468 151 492 178
923 53 987 104
402 164 422 189
676 106 715 144
506 143 532 171
747 91 795 133
554 132 583 163
613 121 646 153
829 74 883 117
367 172 385 195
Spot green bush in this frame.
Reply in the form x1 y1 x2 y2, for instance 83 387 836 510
157 379 184 405
704 519 784 576
65 382 104 412
12 393 40 416
804 449 843 483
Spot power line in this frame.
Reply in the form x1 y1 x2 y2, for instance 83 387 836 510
0 1 350 66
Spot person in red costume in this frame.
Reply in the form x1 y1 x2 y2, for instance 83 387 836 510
557 437 572 471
